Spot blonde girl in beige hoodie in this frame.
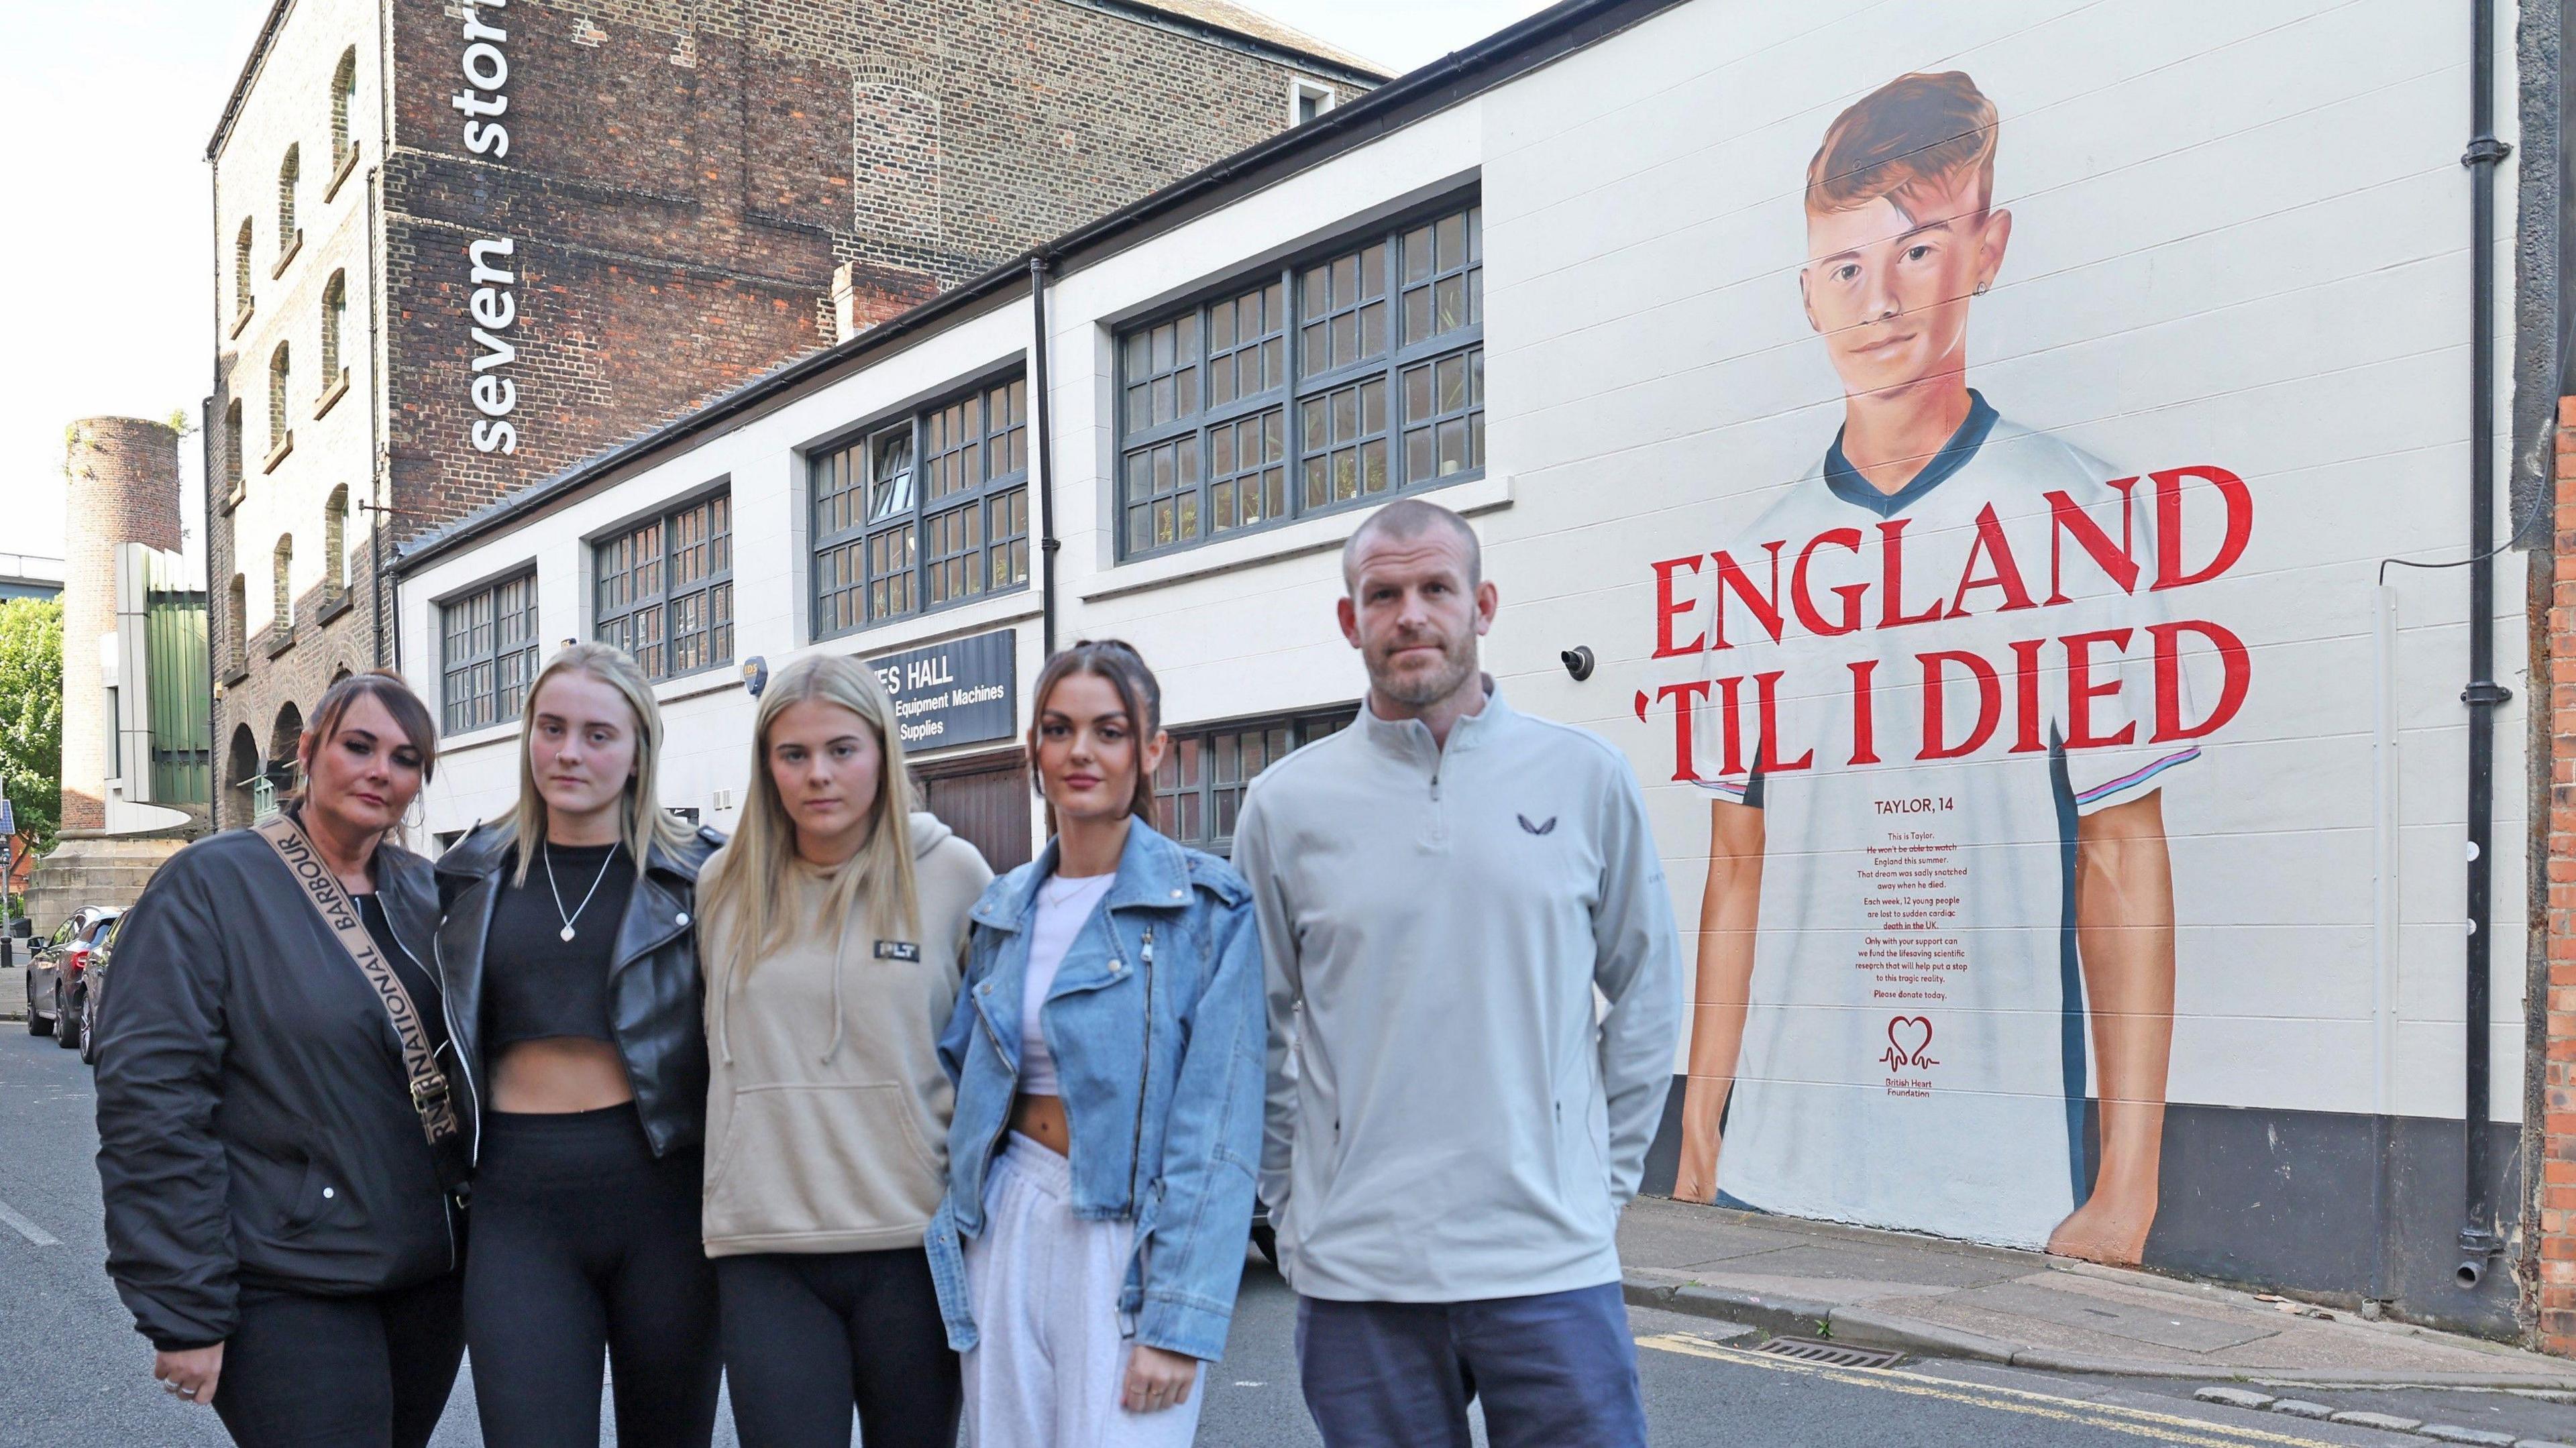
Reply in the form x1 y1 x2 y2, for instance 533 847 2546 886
696 654 992 1448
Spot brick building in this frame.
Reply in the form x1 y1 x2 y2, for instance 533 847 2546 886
205 0 1381 828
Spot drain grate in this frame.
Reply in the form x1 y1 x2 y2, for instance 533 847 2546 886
1752 1337 1905 1369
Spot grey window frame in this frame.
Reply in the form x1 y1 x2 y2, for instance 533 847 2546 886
1153 706 1357 856
810 370 1031 642
438 570 539 736
592 488 735 682
1114 194 1485 562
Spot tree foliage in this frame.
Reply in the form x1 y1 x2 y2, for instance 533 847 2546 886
0 598 63 852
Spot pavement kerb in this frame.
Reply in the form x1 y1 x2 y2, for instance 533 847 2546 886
1619 1273 2576 1390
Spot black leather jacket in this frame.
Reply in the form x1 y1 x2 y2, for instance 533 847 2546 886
95 822 457 1349
433 820 724 1162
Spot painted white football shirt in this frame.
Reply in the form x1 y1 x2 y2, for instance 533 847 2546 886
1694 394 2196 1249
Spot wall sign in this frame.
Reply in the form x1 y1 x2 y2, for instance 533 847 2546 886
869 630 1016 748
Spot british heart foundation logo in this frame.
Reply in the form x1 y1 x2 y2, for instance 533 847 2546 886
1880 1015 1938 1072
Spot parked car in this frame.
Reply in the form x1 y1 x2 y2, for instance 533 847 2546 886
76 914 125 1065
25 906 119 1049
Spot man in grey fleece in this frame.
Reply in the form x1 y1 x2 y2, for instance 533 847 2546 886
1234 498 1682 1447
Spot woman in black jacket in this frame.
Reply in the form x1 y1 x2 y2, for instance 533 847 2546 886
95 669 466 1448
432 642 724 1448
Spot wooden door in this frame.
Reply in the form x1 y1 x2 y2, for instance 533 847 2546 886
915 749 1034 873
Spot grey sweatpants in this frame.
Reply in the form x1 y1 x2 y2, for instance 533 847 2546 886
961 1133 1208 1448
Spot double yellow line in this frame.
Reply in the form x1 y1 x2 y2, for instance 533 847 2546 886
1634 1333 2347 1447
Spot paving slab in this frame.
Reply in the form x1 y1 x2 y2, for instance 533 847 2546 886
1617 1196 2576 1388
1953 1280 2280 1353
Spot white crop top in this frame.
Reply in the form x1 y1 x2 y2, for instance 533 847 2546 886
1019 871 1117 1097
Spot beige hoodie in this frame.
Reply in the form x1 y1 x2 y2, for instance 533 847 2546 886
700 812 993 1256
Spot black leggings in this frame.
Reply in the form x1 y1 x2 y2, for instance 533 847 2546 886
462 1106 719 1448
715 1247 961 1448
211 1272 464 1448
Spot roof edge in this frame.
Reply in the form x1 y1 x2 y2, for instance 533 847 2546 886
1073 0 1391 85
392 0 1684 577
207 0 299 163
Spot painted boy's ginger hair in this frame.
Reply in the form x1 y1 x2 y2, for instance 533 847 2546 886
1806 71 1999 221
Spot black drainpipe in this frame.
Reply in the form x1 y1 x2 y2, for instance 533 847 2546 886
1030 256 1061 663
2459 0 2512 1291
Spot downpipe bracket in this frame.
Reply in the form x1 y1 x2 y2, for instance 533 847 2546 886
2461 679 2514 706
2457 1225 2502 1290
2461 135 2514 168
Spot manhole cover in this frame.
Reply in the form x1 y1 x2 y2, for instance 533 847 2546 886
1753 1337 1904 1369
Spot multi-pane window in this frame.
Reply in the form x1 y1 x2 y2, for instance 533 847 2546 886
595 492 733 680
812 374 1029 638
1154 708 1355 854
440 572 539 734
1115 199 1485 560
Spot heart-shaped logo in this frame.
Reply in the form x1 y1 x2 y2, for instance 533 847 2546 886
1882 1015 1936 1070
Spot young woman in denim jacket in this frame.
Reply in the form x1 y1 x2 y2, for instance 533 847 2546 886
927 641 1267 1446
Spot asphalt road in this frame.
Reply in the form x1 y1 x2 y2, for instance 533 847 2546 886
9 1028 2575 1447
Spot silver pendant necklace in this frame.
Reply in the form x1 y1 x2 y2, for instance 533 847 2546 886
542 839 619 942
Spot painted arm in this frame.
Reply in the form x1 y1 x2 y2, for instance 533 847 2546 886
1672 797 1763 1205
2048 789 2176 1266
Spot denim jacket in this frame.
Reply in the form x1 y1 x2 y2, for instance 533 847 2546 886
925 821 1266 1362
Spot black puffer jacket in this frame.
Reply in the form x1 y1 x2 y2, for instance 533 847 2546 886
95 822 457 1351
433 821 724 1162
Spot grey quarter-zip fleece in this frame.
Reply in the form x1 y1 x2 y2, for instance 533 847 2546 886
1234 682 1682 1303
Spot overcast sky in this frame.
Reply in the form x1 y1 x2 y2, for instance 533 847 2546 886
0 0 1554 568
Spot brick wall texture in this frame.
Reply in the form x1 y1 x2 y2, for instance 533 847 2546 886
2544 395 2576 1357
61 419 184 833
209 0 1371 828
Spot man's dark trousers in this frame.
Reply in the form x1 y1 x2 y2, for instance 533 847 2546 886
1295 1282 1650 1447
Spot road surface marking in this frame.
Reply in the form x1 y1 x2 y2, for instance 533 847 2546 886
1636 1332 2344 1447
0 1199 59 1247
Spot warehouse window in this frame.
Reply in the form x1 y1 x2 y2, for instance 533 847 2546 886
321 271 347 388
271 536 294 630
331 50 358 168
595 490 733 680
440 571 539 734
1292 79 1335 127
277 146 300 254
323 485 348 596
1153 706 1354 855
268 343 291 453
1114 197 1483 561
224 575 247 674
812 373 1029 638
222 400 245 498
233 219 254 320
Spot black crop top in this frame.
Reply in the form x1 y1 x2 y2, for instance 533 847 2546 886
484 840 635 1050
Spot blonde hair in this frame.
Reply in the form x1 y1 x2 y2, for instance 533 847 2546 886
700 653 921 972
506 643 696 885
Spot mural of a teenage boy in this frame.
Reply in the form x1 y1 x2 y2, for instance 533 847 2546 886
1668 70 2196 1265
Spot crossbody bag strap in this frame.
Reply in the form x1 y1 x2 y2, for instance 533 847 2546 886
252 814 460 1150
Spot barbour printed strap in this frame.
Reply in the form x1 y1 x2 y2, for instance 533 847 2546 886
252 814 460 1150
